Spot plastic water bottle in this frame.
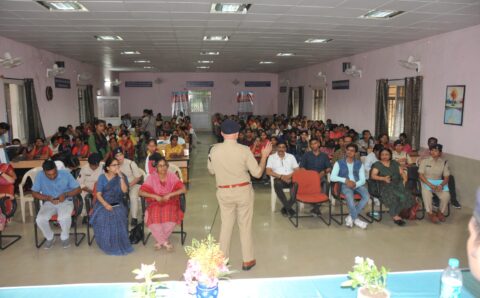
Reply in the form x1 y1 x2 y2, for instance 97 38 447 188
440 258 462 298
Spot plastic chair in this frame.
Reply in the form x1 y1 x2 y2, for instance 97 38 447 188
33 194 85 248
330 181 373 225
270 176 291 212
168 164 184 182
289 170 330 228
141 193 187 245
0 196 22 250
18 167 42 223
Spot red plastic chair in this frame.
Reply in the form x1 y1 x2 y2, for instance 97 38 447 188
330 181 373 225
289 169 330 228
0 196 22 250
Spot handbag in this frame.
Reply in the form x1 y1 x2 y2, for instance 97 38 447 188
129 223 144 244
400 197 420 220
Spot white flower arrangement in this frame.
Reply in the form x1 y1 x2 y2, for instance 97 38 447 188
131 262 169 298
342 257 389 295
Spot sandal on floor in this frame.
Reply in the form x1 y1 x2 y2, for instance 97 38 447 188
162 242 174 251
154 243 163 250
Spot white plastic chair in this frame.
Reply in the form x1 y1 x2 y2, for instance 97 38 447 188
270 176 292 212
168 164 184 182
18 167 43 223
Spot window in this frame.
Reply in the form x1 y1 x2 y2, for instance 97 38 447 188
387 83 405 139
312 89 326 121
291 88 300 117
97 96 121 119
237 91 254 118
78 87 86 123
188 90 211 113
4 81 28 143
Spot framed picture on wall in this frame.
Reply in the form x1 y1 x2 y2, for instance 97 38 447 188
444 85 466 126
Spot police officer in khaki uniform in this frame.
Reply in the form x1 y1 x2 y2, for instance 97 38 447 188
208 119 272 271
418 144 451 223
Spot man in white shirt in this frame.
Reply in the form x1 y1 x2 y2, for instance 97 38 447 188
363 144 383 177
77 153 103 223
330 143 370 229
115 148 143 226
266 141 299 216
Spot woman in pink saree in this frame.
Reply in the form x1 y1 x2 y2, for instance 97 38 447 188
139 154 186 251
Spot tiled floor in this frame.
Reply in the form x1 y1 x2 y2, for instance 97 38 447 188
0 133 471 287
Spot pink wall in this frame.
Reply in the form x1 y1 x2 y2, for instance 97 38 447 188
0 35 101 137
279 24 480 161
119 72 278 116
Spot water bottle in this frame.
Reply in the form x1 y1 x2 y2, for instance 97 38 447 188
440 258 462 298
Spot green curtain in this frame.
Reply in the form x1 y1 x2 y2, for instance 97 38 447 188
24 79 45 144
404 76 423 151
84 85 95 124
287 87 293 118
374 79 389 138
298 86 304 117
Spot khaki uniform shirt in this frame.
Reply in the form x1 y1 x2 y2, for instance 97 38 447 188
77 162 104 190
208 139 262 187
392 151 411 167
418 156 450 179
120 159 142 182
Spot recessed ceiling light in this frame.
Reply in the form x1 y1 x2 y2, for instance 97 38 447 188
259 61 275 64
134 60 150 63
36 1 88 12
203 35 229 41
197 60 214 64
277 53 295 57
121 50 140 55
200 51 220 56
143 66 154 69
210 3 252 14
197 66 210 69
305 38 332 44
95 35 123 41
359 9 404 19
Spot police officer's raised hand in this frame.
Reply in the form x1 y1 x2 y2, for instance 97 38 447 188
261 142 272 158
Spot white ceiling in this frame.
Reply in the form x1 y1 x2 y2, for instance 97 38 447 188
0 0 479 73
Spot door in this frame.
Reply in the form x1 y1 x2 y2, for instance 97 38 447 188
3 80 28 143
188 90 211 131
312 88 326 121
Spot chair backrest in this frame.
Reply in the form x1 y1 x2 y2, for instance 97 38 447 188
168 164 184 182
292 169 322 195
20 167 42 187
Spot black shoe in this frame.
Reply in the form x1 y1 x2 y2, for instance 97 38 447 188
310 207 321 216
280 208 288 217
287 209 296 217
131 218 138 227
394 219 406 226
451 200 461 209
82 217 88 225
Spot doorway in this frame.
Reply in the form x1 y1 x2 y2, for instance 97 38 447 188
78 86 87 124
188 90 211 131
312 88 326 121
3 80 28 143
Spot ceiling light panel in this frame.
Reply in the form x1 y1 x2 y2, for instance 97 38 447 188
359 10 405 19
121 51 140 55
276 53 295 57
200 51 220 56
203 35 230 41
134 60 150 63
305 38 332 44
211 3 252 14
95 35 123 41
36 1 89 12
197 60 214 64
259 61 275 64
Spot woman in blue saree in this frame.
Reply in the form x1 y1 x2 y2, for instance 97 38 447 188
90 157 133 255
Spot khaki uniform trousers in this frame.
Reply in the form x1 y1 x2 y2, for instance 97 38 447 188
421 186 450 214
217 185 254 262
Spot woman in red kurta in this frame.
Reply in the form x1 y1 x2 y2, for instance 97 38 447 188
139 155 186 251
0 163 16 198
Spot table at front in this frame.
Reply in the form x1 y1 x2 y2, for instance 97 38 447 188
0 270 477 298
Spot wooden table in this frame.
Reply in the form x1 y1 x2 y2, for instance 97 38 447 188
11 159 88 169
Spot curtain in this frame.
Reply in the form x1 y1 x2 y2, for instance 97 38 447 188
171 91 189 116
404 76 423 151
23 79 45 144
374 79 389 138
84 84 95 124
298 86 304 117
287 87 293 118
237 91 254 119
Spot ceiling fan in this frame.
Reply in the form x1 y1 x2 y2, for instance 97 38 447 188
398 56 421 73
46 63 65 78
0 52 22 69
344 65 362 78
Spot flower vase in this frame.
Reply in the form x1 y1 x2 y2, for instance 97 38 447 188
196 282 219 298
357 287 390 298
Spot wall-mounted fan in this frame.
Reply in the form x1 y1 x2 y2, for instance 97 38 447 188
47 63 65 78
398 56 421 73
344 65 362 78
77 72 92 82
0 52 22 68
232 78 240 86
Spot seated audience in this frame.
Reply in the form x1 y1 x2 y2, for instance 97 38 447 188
77 153 103 224
378 133 392 150
330 144 370 229
363 144 383 176
418 144 451 223
32 159 82 249
399 133 412 154
50 137 61 155
241 129 255 147
266 141 299 216
165 135 184 160
88 119 109 160
392 140 411 169
357 130 375 156
332 136 359 163
139 154 186 251
90 157 133 255
0 122 11 163
119 130 135 160
250 137 262 162
370 148 414 226
27 138 53 160
300 138 331 215
145 138 160 175
71 137 89 158
270 136 278 154
0 162 16 199
296 131 309 160
286 131 298 157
